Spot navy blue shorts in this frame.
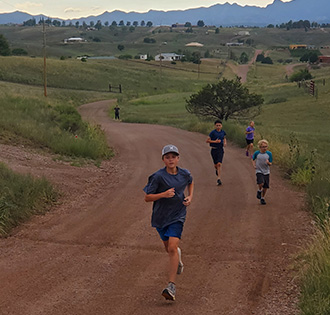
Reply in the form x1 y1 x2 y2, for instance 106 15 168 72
156 222 184 241
256 173 270 188
211 148 224 164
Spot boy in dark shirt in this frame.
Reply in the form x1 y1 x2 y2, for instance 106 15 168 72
206 120 227 185
143 145 194 301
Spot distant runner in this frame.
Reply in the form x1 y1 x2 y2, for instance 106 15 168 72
114 106 120 120
143 144 194 301
206 120 227 185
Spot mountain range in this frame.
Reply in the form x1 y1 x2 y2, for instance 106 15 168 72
1 0 330 27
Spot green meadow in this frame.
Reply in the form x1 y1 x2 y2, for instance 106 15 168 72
1 25 330 313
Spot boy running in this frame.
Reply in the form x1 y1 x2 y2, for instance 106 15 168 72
245 121 255 157
252 139 273 205
143 144 194 301
206 120 227 185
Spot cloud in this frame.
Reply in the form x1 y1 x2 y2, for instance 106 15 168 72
64 7 82 13
15 2 43 11
91 6 101 12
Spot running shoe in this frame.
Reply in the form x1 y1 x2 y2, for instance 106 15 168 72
217 179 222 186
177 247 184 275
162 282 176 301
257 190 262 199
260 198 266 205
246 151 249 156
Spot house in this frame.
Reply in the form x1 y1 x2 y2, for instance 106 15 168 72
226 42 243 47
139 54 148 60
318 56 330 63
185 42 204 47
155 53 184 61
237 31 250 36
64 37 86 43
172 23 186 28
289 44 307 50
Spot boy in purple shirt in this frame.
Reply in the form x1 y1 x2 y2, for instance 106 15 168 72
143 145 194 301
245 121 255 157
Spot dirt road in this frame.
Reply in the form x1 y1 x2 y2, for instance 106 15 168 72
227 49 263 83
0 100 311 314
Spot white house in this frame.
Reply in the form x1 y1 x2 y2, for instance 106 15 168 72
226 42 243 47
139 54 148 60
64 37 86 43
237 31 250 36
155 53 184 61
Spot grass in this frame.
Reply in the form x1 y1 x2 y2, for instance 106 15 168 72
0 162 58 236
0 80 113 160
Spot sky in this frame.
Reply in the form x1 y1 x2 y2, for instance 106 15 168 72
0 0 292 19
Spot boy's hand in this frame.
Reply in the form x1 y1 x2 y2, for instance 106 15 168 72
183 196 192 206
163 188 175 198
215 139 221 143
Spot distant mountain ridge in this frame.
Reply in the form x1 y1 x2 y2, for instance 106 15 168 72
1 0 330 26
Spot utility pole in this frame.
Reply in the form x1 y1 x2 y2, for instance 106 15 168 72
43 19 47 97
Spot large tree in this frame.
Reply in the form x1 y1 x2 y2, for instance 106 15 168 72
186 78 263 121
0 34 11 56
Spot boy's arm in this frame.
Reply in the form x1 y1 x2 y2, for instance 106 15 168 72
223 137 227 147
144 188 175 202
266 151 273 166
183 181 194 206
206 136 221 144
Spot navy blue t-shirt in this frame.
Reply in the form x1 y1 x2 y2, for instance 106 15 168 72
143 167 193 229
209 129 226 149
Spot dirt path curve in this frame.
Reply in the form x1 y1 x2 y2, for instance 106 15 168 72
0 100 311 315
227 49 263 83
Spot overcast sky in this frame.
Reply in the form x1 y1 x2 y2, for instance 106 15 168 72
0 0 292 19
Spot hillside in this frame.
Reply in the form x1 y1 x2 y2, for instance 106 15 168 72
1 25 330 59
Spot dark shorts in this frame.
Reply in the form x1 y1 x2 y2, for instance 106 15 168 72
256 173 270 189
246 138 254 145
211 147 224 164
156 221 184 241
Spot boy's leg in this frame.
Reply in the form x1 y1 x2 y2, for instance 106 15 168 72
248 143 254 156
215 163 221 179
167 237 180 283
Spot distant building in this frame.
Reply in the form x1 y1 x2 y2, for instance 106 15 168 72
64 37 86 43
185 42 204 47
172 23 186 28
237 31 250 36
318 56 330 63
155 53 184 61
139 54 148 60
226 42 243 46
289 44 307 50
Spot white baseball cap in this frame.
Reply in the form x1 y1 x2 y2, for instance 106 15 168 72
162 144 179 156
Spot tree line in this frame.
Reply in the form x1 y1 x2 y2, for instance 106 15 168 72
267 19 330 30
23 18 153 29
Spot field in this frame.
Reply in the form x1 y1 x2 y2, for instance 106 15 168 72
1 24 330 313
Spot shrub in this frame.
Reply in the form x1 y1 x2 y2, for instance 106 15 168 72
12 48 28 56
118 54 132 60
290 69 312 82
261 56 273 64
